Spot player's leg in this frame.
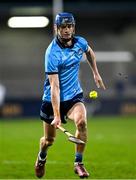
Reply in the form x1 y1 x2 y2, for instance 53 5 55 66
39 122 56 158
35 122 56 178
67 102 89 178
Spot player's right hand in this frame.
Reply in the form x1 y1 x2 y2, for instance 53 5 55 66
51 116 61 128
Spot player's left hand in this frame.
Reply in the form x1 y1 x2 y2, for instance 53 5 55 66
94 73 106 90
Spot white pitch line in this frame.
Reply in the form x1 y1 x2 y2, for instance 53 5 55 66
3 160 130 166
2 160 89 165
3 160 26 164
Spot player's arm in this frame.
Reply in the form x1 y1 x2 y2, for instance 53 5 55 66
85 46 106 90
48 74 61 128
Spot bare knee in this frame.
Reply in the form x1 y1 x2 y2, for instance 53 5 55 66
77 121 87 132
40 136 55 147
75 116 87 143
76 114 87 132
45 137 55 146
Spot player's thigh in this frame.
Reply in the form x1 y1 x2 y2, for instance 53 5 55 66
67 102 87 123
43 122 56 139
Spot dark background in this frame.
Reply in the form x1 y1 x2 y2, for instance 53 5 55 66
0 0 136 117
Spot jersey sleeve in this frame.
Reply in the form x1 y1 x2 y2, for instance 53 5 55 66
78 36 89 52
45 48 59 74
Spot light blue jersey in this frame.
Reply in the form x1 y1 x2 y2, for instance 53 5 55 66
42 36 89 102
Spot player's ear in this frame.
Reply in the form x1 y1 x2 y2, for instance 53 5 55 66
73 25 75 35
54 24 57 36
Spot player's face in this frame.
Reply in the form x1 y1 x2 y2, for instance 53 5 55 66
57 24 75 40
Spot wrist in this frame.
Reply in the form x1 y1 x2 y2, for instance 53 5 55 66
93 71 99 76
54 114 60 119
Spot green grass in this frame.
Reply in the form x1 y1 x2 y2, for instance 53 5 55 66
0 116 136 179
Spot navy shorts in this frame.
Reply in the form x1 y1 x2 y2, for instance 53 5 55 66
40 93 84 124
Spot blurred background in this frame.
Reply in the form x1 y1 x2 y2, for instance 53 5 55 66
0 1 136 179
0 0 136 118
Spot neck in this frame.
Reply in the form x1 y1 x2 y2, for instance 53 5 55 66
57 35 73 47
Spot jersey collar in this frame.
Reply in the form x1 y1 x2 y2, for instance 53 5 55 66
55 36 76 49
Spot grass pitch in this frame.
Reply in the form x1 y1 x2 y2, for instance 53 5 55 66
0 116 136 179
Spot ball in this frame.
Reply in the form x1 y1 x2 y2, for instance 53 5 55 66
89 90 98 99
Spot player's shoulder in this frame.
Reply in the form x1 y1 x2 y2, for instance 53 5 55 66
45 39 61 58
46 38 59 53
74 36 88 52
74 36 88 44
45 38 61 59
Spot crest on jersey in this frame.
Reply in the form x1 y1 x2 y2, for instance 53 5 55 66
78 48 83 55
